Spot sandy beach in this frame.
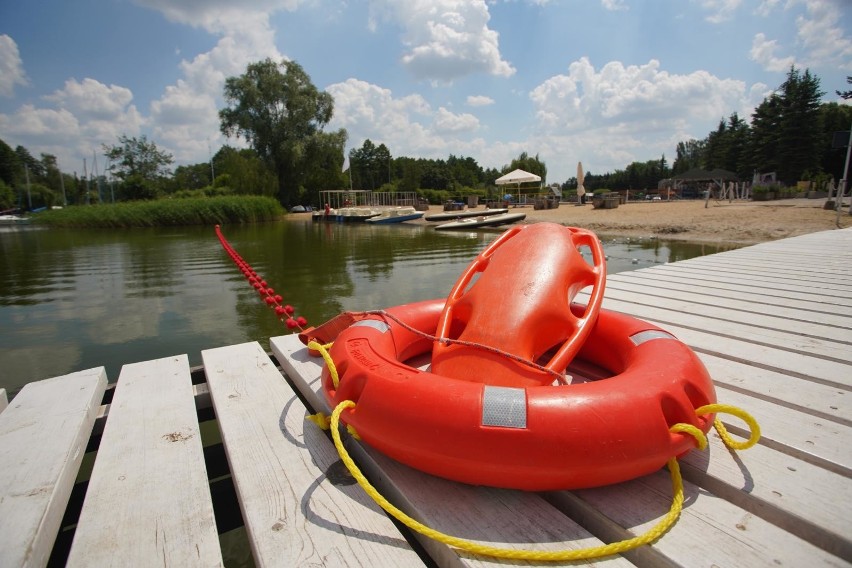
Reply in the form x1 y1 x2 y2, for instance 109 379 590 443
420 198 852 245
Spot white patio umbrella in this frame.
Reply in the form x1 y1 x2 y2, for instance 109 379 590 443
495 169 541 203
577 162 586 204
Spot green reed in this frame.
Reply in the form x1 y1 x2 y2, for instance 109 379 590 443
33 196 285 228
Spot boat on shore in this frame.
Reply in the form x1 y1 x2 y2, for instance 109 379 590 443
365 206 424 224
433 212 526 231
424 208 508 222
312 207 380 222
0 214 30 225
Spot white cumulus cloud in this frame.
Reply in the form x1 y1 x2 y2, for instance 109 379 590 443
750 32 797 72
526 57 760 177
466 95 494 106
138 4 288 162
434 107 479 133
133 0 304 34
0 78 143 169
328 78 481 158
0 35 28 97
699 0 742 24
794 0 852 71
368 0 515 82
601 0 629 11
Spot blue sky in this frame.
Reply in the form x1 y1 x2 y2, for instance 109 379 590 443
1 0 850 185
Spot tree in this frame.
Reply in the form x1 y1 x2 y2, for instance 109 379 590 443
219 59 346 206
775 66 824 184
837 76 852 100
15 145 44 180
0 179 15 210
171 163 212 193
746 93 781 175
301 128 349 203
0 138 21 188
505 152 547 183
350 139 391 191
819 102 852 181
103 135 174 200
672 139 704 174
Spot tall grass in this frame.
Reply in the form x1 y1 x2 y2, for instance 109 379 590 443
33 196 285 228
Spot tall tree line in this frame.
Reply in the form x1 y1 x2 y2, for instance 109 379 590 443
669 67 849 186
3 64 849 210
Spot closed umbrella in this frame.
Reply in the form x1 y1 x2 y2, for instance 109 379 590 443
577 161 586 204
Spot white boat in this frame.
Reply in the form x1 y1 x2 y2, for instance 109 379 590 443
433 212 526 231
313 207 380 222
424 208 508 222
365 207 424 224
0 214 30 225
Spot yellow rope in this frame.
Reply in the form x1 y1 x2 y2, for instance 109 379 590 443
696 403 761 450
307 339 761 560
321 400 760 561
307 340 338 388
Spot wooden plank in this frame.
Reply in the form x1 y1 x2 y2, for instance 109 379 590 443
614 269 852 314
680 431 852 559
604 289 852 359
712 384 852 475
604 278 852 330
685 257 852 279
700 353 849 425
632 264 852 299
592 295 852 385
0 367 106 568
682 250 852 276
0 388 6 413
66 356 222 567
270 334 636 567
201 341 427 568
550 468 847 566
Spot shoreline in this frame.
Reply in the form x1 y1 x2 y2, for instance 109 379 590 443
292 198 851 245
422 198 852 245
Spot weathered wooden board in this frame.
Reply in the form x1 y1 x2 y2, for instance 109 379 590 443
627 264 852 304
0 367 106 568
66 356 222 567
603 278 852 330
712 385 851 474
560 468 847 567
202 341 426 568
596 293 847 361
698 353 849 424
616 266 852 311
679 432 852 559
587 296 851 386
270 334 635 567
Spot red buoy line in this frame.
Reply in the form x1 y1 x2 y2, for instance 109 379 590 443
215 225 308 331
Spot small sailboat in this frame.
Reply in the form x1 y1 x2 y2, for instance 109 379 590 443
433 212 526 231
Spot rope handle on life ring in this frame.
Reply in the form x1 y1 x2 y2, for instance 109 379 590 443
307 401 760 562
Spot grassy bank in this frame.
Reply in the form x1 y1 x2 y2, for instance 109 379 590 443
33 196 285 228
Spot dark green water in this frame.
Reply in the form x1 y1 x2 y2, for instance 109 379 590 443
0 220 737 396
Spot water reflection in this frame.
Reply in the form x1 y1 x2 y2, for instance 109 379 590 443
0 220 736 395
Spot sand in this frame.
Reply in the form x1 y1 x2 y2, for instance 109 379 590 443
420 198 852 245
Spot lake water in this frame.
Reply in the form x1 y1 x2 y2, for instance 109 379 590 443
0 219 738 396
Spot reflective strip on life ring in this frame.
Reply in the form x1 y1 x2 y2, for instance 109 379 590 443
321 298 717 491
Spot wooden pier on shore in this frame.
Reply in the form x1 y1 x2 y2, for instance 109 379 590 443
2 228 850 567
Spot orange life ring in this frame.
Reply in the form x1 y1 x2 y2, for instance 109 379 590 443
302 223 717 490
315 298 716 490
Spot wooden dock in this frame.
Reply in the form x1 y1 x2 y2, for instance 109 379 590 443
2 228 850 567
